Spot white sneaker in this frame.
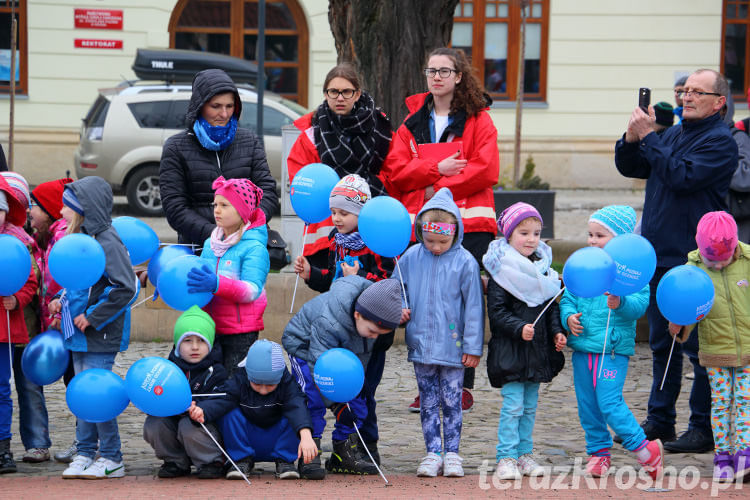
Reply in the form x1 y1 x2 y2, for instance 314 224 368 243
78 457 125 479
416 452 443 477
494 457 521 480
62 455 94 479
517 453 545 476
443 452 464 477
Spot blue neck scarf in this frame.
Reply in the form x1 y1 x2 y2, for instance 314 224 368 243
193 116 238 151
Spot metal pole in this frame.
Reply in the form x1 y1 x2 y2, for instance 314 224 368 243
8 14 17 171
256 0 265 148
512 0 528 187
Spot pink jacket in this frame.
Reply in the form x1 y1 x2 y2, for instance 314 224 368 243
34 219 67 331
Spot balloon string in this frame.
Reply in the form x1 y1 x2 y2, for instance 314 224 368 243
597 308 612 379
199 421 251 486
532 286 565 327
130 294 154 310
7 310 12 385
347 402 389 484
394 258 409 310
290 224 308 314
659 334 678 391
191 393 227 397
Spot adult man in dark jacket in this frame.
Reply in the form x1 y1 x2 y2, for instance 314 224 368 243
615 69 738 454
159 69 278 248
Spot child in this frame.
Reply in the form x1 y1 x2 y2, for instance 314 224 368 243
282 275 402 476
143 306 228 479
668 211 750 482
0 175 38 473
560 205 663 480
293 173 394 463
195 339 319 480
187 176 270 374
29 178 76 463
48 176 138 479
397 187 484 478
483 202 566 480
2 172 54 465
294 174 392 291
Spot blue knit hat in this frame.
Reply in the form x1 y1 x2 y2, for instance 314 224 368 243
589 205 637 236
244 339 286 385
62 187 84 216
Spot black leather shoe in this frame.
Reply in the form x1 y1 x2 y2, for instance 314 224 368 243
663 428 714 454
157 461 190 478
614 420 675 445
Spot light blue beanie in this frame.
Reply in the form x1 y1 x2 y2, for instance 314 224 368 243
589 205 637 236
244 339 286 385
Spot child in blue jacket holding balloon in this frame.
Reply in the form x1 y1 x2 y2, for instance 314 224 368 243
143 306 227 479
559 205 661 480
48 177 138 480
293 173 395 467
186 176 269 375
282 275 403 477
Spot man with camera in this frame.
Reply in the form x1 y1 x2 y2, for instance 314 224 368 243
614 69 738 454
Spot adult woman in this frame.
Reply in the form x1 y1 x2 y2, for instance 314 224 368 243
382 47 499 412
287 63 392 261
160 69 278 249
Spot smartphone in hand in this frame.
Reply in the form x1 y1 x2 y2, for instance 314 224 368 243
638 87 651 113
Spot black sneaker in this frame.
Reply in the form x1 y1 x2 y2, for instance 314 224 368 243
0 451 16 474
299 438 326 480
226 457 254 480
326 435 379 475
157 461 190 478
663 428 714 454
275 459 300 479
197 461 224 479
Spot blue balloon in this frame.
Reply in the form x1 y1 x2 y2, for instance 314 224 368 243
49 234 106 290
313 348 365 403
113 216 160 266
66 368 129 423
147 245 193 288
157 255 213 311
290 163 340 224
603 234 657 296
562 247 616 298
125 357 192 417
359 196 412 258
0 234 31 296
21 329 69 386
656 265 715 325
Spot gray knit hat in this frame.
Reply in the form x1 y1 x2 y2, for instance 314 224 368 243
329 174 371 215
355 279 402 330
244 339 286 385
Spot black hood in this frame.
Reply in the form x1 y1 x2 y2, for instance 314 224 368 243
185 68 242 128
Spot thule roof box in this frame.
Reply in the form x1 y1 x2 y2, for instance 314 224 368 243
132 48 258 83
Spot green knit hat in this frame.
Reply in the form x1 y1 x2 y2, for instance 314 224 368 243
173 305 216 358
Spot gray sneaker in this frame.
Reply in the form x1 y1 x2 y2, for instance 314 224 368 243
54 443 77 464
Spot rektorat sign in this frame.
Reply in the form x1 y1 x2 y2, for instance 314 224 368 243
74 39 123 50
74 9 123 30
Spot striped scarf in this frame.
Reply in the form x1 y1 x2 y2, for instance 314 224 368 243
59 293 76 340
334 231 366 252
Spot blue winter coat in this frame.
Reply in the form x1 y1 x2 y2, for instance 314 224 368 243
615 112 738 268
399 188 484 368
62 177 139 353
559 285 649 357
281 275 375 369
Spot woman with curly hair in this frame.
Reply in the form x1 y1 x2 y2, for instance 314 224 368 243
382 47 499 414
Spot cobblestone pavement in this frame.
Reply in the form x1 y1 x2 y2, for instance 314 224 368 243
7 342 713 479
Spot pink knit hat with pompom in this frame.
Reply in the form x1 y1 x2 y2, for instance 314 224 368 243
212 176 266 228
696 211 738 261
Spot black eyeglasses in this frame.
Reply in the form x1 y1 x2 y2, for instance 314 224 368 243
324 88 357 99
677 90 721 98
423 67 458 78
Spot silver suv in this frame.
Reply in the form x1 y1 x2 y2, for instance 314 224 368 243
74 82 306 216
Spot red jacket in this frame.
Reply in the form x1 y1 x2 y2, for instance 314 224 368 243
381 92 499 238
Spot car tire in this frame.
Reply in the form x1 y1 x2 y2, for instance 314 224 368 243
125 165 163 216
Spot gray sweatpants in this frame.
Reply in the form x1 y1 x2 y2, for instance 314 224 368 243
143 415 223 469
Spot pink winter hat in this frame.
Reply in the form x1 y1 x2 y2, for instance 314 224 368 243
696 211 738 261
212 176 265 228
498 201 542 238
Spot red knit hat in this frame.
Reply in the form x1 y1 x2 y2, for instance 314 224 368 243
0 175 27 227
212 176 265 228
696 211 738 261
31 178 74 221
